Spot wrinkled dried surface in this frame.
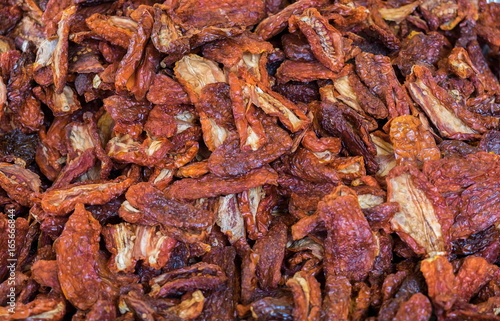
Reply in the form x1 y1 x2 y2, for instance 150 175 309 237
149 262 227 298
387 165 453 256
319 187 378 282
289 8 346 73
208 122 292 176
355 52 411 119
389 115 440 169
122 182 215 241
165 166 279 200
41 176 134 215
406 65 482 140
2 0 500 320
253 221 287 290
54 203 102 310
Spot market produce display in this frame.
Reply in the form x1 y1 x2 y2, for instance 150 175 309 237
0 0 500 320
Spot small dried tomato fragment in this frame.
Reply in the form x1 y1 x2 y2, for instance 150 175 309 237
149 262 227 298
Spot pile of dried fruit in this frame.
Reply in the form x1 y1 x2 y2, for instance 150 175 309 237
0 0 500 320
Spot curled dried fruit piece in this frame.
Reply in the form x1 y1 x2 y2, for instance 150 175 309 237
165 166 279 200
120 182 214 242
215 194 246 243
149 262 227 298
290 8 345 72
423 152 500 194
393 293 432 321
287 271 321 321
103 223 177 273
54 203 102 310
241 71 311 132
151 5 189 55
203 32 273 68
208 121 292 177
198 246 238 320
174 54 226 104
419 0 464 30
238 185 277 240
228 72 267 151
253 221 287 290
107 134 173 167
276 60 339 83
86 14 138 48
41 176 133 216
387 165 453 256
52 6 76 94
393 32 449 76
449 177 500 240
378 1 419 24
174 54 231 151
173 0 265 29
370 132 396 177
321 275 351 321
355 52 411 119
330 69 388 120
320 101 378 174
31 260 61 292
103 95 152 139
115 6 154 94
406 65 480 140
177 161 209 179
146 73 190 105
420 255 456 310
0 297 66 321
455 256 497 303
43 85 82 116
256 0 329 40
197 82 235 151
167 290 205 320
282 147 341 185
0 163 41 207
144 105 178 139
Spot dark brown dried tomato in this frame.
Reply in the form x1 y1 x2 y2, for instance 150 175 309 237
281 33 315 62
321 275 351 321
149 262 227 298
320 101 379 174
393 293 432 321
355 52 411 119
393 32 450 76
423 152 500 194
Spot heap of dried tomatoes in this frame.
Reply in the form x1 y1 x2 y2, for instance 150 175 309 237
0 0 500 320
